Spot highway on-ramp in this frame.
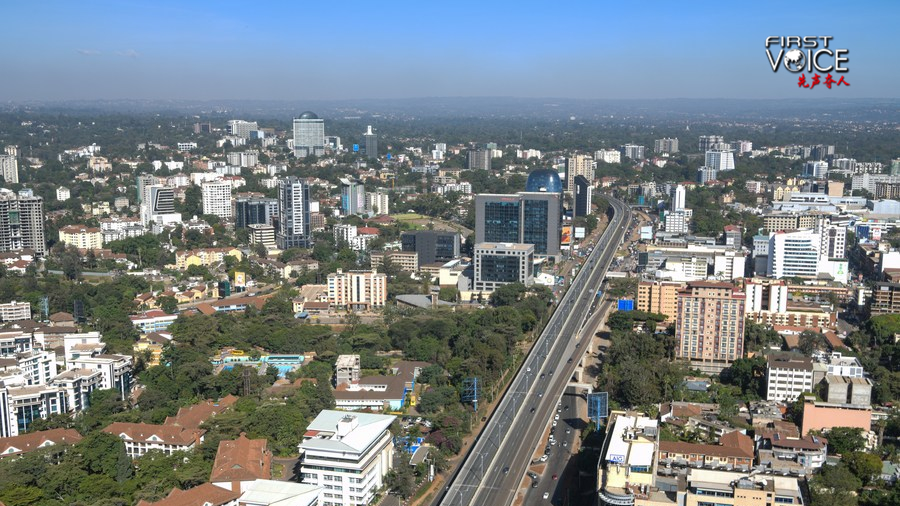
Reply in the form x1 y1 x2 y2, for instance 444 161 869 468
434 196 632 506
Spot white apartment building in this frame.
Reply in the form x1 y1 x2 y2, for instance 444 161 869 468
0 384 66 436
766 353 816 402
594 149 621 164
58 225 103 250
365 192 389 216
299 411 395 506
66 354 132 399
0 301 31 322
103 422 205 458
51 368 103 413
664 209 692 234
0 154 18 184
327 270 387 310
673 185 686 212
177 142 197 152
767 230 821 279
56 186 70 201
202 180 233 219
804 161 829 179
705 149 735 171
744 281 789 314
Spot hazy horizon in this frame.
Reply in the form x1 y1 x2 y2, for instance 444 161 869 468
1 0 896 102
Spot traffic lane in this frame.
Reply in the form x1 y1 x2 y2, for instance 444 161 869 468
523 392 586 504
479 295 608 505
440 202 628 506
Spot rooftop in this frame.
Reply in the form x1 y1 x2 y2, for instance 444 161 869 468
209 433 271 483
301 410 395 454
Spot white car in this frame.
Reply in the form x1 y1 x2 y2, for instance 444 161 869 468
539 454 549 462
543 492 550 499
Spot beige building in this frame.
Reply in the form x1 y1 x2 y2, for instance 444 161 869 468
174 248 243 270
327 269 387 310
371 251 419 273
683 469 804 506
248 224 276 250
762 212 818 233
58 225 103 250
675 281 746 374
597 412 660 506
565 154 594 192
637 281 683 324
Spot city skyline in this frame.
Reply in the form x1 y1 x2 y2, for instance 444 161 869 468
0 0 896 102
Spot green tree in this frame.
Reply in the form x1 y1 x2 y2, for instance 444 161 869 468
810 464 861 506
843 451 882 485
825 427 866 455
156 295 178 314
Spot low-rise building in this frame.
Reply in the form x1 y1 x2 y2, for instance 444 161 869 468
658 431 754 471
370 251 420 273
103 422 205 458
299 411 396 506
765 353 817 403
58 225 104 250
136 483 240 506
0 428 82 458
0 301 31 322
756 425 828 471
174 247 243 270
801 397 871 436
681 468 804 506
210 434 273 493
130 309 178 334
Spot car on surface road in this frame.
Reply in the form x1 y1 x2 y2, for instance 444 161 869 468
539 454 549 462
543 492 550 500
552 474 558 480
502 466 510 474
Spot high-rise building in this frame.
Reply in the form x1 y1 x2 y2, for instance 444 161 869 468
664 209 692 234
565 154 594 191
365 192 389 216
227 120 258 139
0 154 18 184
475 192 562 257
637 281 683 324
141 185 177 226
620 144 645 160
362 125 377 159
673 184 686 211
654 138 679 154
803 161 829 179
698 135 725 152
226 151 259 168
234 197 278 229
473 242 535 293
573 175 592 218
276 177 312 249
675 281 746 374
400 231 461 265
705 149 736 171
697 166 718 184
594 149 621 164
0 189 45 256
327 269 387 310
767 230 821 278
340 178 366 216
201 181 232 219
136 175 158 204
467 149 491 171
292 112 325 158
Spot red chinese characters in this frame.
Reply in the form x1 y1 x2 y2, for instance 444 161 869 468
799 74 849 88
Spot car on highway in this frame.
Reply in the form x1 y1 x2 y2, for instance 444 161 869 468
502 466 510 474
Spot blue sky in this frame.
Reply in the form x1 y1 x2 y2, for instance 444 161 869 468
0 0 896 101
